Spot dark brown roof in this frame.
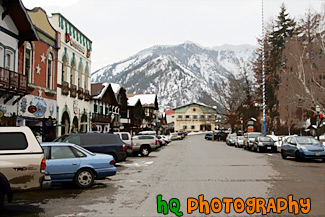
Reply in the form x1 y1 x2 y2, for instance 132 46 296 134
91 83 104 97
2 0 39 42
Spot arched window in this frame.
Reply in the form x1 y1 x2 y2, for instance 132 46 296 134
5 50 14 70
62 56 68 83
84 68 89 90
24 42 33 83
47 53 53 89
70 61 76 85
0 46 4 68
78 64 82 89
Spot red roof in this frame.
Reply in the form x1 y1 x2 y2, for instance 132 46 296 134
165 110 175 115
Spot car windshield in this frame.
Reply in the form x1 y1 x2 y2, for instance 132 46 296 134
259 137 273 142
230 135 236 139
238 136 244 140
296 137 321 145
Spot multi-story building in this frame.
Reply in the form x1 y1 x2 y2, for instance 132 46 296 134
16 7 59 142
90 83 128 132
172 103 216 132
49 13 92 136
90 83 119 133
127 94 158 130
0 0 39 126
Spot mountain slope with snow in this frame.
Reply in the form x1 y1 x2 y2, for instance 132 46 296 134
91 42 257 109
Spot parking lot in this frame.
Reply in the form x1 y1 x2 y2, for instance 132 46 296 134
2 134 325 217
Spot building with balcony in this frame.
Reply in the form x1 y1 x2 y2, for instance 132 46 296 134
90 83 120 133
15 7 59 142
127 94 158 131
171 103 217 132
0 0 39 126
49 13 92 136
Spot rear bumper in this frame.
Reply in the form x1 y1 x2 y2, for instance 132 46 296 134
41 175 52 189
96 167 117 179
117 152 127 161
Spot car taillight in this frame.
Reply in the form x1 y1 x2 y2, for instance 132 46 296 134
40 158 46 172
155 140 158 146
122 144 126 152
130 144 133 149
110 160 115 165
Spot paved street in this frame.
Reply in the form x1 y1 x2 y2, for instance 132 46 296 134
2 134 325 217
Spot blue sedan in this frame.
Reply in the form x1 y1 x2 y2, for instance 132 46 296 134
281 136 325 162
41 142 117 188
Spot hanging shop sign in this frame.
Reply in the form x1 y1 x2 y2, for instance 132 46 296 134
66 32 85 54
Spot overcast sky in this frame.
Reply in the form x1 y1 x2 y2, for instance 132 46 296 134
22 0 324 72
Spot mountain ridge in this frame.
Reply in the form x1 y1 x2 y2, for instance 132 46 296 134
91 42 257 110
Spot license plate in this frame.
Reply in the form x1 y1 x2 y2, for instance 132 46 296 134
315 152 321 156
267 147 271 149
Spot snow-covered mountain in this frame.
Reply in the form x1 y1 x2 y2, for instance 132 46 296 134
91 42 257 110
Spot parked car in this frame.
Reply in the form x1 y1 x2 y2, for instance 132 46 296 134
252 136 276 152
41 142 116 188
205 133 216 140
0 127 51 209
54 133 127 162
281 136 325 161
156 135 166 146
177 132 187 139
226 134 237 146
132 135 158 156
169 133 182 141
235 136 244 148
243 132 263 151
161 135 171 144
114 132 133 156
138 131 157 136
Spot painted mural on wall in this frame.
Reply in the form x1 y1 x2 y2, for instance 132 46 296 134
0 97 19 117
18 95 56 118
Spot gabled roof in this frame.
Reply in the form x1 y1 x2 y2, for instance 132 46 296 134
91 83 109 99
128 97 141 107
173 102 216 113
2 0 39 42
127 94 157 108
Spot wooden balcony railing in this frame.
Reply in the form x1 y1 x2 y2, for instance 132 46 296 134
84 89 90 101
91 113 111 123
0 67 27 93
70 84 77 98
61 81 69 96
78 87 84 99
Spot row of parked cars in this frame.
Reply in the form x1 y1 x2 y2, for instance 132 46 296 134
0 127 180 209
225 132 325 162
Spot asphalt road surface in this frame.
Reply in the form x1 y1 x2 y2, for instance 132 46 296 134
2 134 325 217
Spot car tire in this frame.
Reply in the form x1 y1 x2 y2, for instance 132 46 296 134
140 146 150 157
322 158 325 162
0 191 4 210
295 151 301 161
75 169 94 188
281 150 287 159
